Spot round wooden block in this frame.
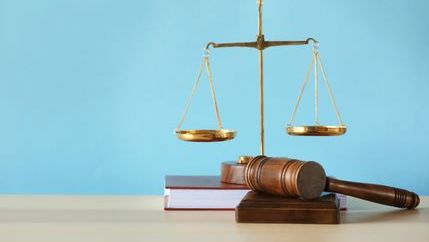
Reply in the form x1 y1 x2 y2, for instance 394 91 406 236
220 162 247 185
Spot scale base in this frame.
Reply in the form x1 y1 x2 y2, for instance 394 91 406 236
220 162 247 185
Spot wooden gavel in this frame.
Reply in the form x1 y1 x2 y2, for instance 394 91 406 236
245 156 420 209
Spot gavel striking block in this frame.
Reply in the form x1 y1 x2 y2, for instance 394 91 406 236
236 192 340 224
244 156 420 209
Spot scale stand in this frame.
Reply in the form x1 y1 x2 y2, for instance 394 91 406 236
175 0 347 185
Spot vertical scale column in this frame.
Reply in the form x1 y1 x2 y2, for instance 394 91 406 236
257 0 265 155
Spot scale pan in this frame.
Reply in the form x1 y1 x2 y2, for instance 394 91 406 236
176 129 236 142
287 125 346 136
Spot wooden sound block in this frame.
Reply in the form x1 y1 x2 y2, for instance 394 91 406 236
235 192 340 224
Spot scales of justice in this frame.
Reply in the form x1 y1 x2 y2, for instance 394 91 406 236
175 0 346 185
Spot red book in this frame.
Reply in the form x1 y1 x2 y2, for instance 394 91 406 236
164 175 250 210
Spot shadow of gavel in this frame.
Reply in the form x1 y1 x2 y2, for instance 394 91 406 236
245 156 420 209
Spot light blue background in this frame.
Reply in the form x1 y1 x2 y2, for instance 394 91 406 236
0 0 428 195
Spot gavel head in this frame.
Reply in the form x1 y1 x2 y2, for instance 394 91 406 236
245 156 326 199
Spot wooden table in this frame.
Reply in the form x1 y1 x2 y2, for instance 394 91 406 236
0 196 427 242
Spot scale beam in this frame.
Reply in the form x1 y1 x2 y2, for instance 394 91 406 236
205 36 318 155
205 38 317 51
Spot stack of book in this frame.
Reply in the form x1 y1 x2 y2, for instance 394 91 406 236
164 175 347 210
164 175 249 210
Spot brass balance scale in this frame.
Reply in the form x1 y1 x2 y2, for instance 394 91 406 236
175 0 346 184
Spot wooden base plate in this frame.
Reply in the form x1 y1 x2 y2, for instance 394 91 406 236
236 192 340 224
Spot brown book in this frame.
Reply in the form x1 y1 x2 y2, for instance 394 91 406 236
236 192 340 224
164 175 250 210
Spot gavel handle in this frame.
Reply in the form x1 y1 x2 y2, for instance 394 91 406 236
325 177 420 209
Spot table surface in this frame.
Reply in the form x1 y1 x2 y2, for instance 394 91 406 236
0 195 428 242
